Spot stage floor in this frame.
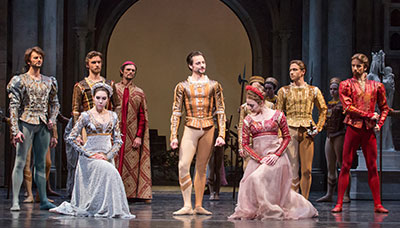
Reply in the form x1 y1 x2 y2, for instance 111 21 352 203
0 187 399 227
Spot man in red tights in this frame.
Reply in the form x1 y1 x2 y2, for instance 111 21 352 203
331 53 389 213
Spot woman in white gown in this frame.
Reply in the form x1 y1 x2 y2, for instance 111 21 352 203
50 83 134 218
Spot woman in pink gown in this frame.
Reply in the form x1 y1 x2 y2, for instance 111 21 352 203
229 85 318 220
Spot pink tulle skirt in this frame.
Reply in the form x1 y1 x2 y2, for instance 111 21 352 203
229 135 318 220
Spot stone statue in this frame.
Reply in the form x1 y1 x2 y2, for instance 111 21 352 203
368 50 395 151
367 50 384 82
381 66 395 150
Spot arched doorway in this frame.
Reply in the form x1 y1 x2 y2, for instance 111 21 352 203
106 0 253 141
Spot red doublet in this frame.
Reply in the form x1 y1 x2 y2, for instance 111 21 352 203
339 77 389 129
336 76 389 208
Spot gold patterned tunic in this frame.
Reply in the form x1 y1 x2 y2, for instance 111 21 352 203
276 83 327 132
7 73 60 136
170 76 226 141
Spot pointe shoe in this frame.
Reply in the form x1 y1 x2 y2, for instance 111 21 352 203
173 206 193 215
23 196 34 203
194 206 212 215
374 204 389 213
331 204 342 213
10 204 20 211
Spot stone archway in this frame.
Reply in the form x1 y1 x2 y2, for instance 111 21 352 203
93 0 275 76
105 0 254 139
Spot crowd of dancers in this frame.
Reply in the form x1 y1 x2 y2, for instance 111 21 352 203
6 47 390 219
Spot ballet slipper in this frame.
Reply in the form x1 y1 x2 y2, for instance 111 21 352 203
173 206 193 215
10 204 20 211
23 196 34 203
194 206 212 215
331 204 342 213
374 204 389 213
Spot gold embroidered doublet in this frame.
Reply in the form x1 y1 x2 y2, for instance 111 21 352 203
170 76 226 141
276 83 327 132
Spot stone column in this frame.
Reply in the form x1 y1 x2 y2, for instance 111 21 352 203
280 31 291 86
308 0 322 87
272 30 280 80
308 0 325 191
12 0 39 74
42 0 59 191
74 27 89 80
327 0 353 79
0 0 9 186
372 0 383 50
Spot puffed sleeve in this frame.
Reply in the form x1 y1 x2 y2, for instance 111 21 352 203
376 82 390 128
48 77 60 124
339 80 374 119
71 83 82 125
110 81 121 114
7 75 23 136
107 112 123 160
66 112 95 158
314 87 327 132
242 116 262 163
170 83 184 141
276 87 286 112
214 82 226 139
275 111 291 156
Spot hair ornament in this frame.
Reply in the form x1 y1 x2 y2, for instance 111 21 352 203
246 85 264 100
91 82 113 97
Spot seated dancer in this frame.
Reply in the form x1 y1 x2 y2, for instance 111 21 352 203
238 76 272 171
229 84 318 220
50 83 134 218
